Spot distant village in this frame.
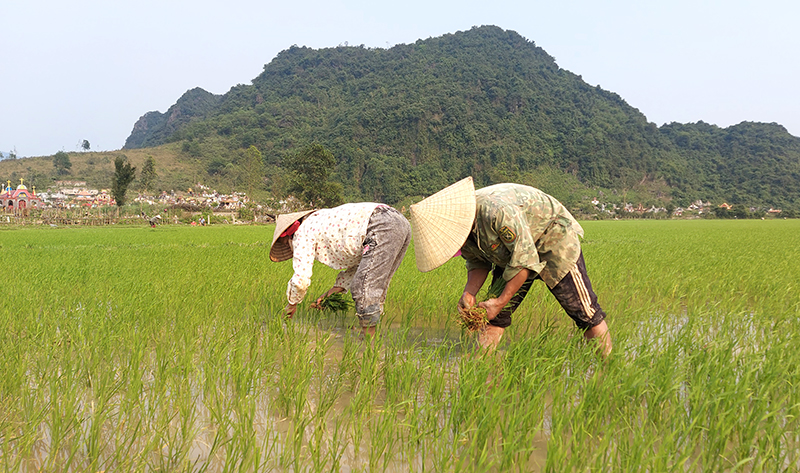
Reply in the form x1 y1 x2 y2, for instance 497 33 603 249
0 179 277 225
1 180 251 211
0 178 785 222
588 197 782 219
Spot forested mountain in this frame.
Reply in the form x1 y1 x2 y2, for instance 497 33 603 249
125 88 222 149
124 25 800 210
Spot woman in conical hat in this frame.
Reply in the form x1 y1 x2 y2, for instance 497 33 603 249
412 178 612 357
270 202 411 337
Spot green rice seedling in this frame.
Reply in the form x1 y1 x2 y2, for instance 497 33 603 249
316 291 353 312
345 340 383 465
367 405 401 472
323 415 349 471
381 337 425 406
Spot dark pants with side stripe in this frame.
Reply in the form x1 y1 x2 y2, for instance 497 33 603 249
488 252 606 330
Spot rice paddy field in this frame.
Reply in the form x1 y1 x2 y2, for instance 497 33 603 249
1 219 799 472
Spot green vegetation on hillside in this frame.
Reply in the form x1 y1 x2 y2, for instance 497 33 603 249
121 26 800 210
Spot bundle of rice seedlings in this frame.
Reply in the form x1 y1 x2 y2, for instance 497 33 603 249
457 276 508 332
317 292 353 312
458 306 489 333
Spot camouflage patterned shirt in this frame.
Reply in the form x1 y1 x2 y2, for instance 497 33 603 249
460 183 584 288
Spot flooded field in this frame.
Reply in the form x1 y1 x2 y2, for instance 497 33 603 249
1 219 799 471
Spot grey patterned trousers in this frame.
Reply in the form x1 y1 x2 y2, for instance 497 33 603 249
351 206 411 328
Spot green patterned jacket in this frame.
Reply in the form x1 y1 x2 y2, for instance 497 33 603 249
461 183 584 288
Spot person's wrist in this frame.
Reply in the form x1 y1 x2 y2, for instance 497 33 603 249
461 291 475 306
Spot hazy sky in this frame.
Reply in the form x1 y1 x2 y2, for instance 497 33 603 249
2 0 798 158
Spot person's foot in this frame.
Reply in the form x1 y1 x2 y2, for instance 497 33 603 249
584 321 612 358
350 325 376 342
361 326 376 338
477 325 504 351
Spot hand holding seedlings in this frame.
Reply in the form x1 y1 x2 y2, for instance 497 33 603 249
285 303 297 318
313 290 352 312
456 275 509 332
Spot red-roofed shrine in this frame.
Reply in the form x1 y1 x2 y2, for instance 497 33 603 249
1 179 42 216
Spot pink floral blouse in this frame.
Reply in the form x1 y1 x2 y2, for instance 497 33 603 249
287 202 386 304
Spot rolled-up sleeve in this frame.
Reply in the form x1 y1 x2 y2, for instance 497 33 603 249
286 231 315 304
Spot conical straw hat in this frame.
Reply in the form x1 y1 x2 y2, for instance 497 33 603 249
270 209 317 262
410 177 476 272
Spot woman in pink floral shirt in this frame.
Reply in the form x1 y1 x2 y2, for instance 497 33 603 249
270 203 411 336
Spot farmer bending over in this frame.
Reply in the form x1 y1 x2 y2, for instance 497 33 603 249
269 203 411 337
410 178 612 356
